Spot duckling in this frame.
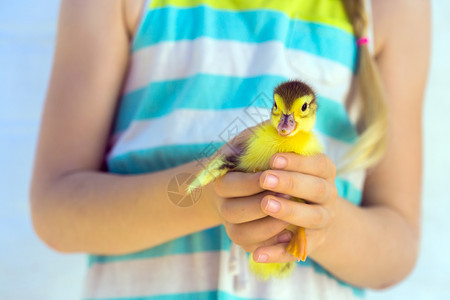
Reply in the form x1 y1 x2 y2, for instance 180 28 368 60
188 80 322 279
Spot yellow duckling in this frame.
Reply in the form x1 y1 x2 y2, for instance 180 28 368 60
188 80 322 279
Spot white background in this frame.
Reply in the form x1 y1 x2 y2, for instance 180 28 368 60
1 1 449 299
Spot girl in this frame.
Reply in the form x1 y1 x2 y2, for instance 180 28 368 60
30 0 430 299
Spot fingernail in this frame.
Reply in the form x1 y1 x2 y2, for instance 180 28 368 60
274 156 287 169
257 253 268 262
265 198 280 213
263 174 279 188
277 232 292 243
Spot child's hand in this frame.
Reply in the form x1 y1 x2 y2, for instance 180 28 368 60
213 171 291 254
213 153 337 263
255 153 338 262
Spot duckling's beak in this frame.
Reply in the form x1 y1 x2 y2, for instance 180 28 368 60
277 113 296 136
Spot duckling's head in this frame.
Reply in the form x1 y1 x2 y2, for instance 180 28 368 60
271 80 318 137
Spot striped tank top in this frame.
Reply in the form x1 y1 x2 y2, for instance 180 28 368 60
83 0 371 299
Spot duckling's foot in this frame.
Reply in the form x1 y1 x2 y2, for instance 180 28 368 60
286 227 307 262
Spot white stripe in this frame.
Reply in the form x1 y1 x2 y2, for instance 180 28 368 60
108 109 363 190
83 250 360 299
124 38 353 102
109 108 353 157
83 251 220 299
108 108 260 158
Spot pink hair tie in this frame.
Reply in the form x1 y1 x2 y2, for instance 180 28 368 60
357 37 369 46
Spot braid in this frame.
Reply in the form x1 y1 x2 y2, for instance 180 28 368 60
341 0 388 172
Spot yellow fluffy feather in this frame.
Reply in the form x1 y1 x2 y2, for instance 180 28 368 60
188 80 322 279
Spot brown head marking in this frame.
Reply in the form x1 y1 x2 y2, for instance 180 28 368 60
273 80 316 110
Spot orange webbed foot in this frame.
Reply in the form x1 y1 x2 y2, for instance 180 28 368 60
286 227 307 262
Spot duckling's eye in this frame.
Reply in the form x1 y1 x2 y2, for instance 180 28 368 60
301 103 307 112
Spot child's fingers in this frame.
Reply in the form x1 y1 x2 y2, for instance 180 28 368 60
218 191 272 224
260 195 333 229
214 171 263 198
225 216 289 247
251 242 297 264
270 153 336 180
259 171 337 205
240 230 293 254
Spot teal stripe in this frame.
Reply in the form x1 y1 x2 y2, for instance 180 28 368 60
316 98 358 144
133 6 356 68
114 75 283 133
108 143 225 174
114 75 358 143
88 226 230 267
84 290 272 300
335 177 362 206
107 144 362 206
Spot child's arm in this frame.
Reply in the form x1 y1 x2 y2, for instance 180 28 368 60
30 0 221 255
213 0 430 289
308 0 430 288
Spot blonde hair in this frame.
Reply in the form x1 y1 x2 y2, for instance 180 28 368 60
340 0 388 172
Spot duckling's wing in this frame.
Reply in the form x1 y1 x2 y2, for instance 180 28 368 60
186 155 228 194
186 142 245 195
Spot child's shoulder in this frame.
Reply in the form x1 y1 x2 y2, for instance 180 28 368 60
371 0 430 56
